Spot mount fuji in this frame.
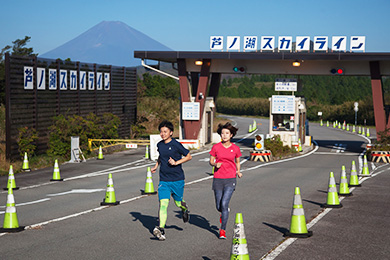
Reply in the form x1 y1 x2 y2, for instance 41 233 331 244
40 21 172 67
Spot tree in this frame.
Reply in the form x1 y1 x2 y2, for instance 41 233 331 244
0 36 36 104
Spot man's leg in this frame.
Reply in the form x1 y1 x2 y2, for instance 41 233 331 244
159 199 170 228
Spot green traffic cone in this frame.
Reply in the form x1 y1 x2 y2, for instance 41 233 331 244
4 165 19 191
285 187 312 238
97 146 104 160
0 188 25 232
141 167 157 195
349 161 361 187
101 173 120 205
22 152 31 172
230 213 250 260
145 145 149 159
322 172 342 208
359 155 371 177
50 160 63 181
339 166 352 196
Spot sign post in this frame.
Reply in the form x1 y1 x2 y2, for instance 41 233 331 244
354 102 359 126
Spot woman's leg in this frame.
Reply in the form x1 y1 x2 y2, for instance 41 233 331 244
214 189 223 213
220 186 235 230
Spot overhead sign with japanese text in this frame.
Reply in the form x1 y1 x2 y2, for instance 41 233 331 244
210 36 365 52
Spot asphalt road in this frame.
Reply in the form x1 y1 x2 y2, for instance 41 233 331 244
0 116 386 260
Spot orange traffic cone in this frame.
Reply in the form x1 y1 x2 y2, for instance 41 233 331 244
285 187 313 238
0 188 25 232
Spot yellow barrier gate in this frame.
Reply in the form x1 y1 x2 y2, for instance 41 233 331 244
88 139 150 152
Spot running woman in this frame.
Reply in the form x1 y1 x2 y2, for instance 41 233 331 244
209 122 242 239
151 120 192 240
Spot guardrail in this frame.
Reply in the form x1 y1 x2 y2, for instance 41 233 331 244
88 139 150 152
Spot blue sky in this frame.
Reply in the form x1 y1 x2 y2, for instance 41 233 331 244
1 0 390 55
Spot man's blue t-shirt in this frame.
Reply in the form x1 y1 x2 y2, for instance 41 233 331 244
157 138 189 182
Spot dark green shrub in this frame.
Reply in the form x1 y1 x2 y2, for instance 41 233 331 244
47 113 121 157
17 126 38 157
265 135 297 158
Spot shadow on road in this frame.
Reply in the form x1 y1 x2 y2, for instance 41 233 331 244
130 211 184 236
303 199 324 207
174 211 219 237
263 222 289 234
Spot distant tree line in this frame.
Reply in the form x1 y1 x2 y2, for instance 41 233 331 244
219 74 390 105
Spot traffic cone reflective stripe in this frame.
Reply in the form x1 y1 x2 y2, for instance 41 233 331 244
141 167 157 195
0 188 24 232
50 160 63 181
360 155 371 177
145 145 149 159
22 152 30 172
339 165 352 196
97 146 104 160
4 165 19 191
285 187 312 238
101 173 120 205
230 213 250 260
322 172 342 208
349 160 361 187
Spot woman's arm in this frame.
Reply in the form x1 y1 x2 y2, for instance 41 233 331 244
209 155 222 168
236 157 242 178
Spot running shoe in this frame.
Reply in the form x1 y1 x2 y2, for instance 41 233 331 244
182 202 189 223
153 226 166 241
219 229 227 239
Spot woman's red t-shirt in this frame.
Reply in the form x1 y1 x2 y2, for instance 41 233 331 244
209 142 242 179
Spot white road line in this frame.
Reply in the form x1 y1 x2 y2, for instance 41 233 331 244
0 198 51 210
314 152 357 156
47 189 105 197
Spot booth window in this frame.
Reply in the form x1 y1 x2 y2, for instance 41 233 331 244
272 114 294 131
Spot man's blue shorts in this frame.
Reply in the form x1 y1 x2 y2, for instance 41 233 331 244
158 180 185 201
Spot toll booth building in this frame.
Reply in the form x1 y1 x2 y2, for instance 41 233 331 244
269 95 309 148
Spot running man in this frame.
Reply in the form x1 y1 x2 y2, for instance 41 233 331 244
151 120 192 240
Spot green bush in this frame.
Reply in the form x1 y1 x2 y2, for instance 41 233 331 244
17 126 38 157
265 135 297 158
47 113 121 157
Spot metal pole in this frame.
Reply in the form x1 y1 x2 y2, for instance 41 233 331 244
355 110 357 126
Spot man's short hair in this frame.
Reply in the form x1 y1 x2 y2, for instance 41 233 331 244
158 120 174 132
